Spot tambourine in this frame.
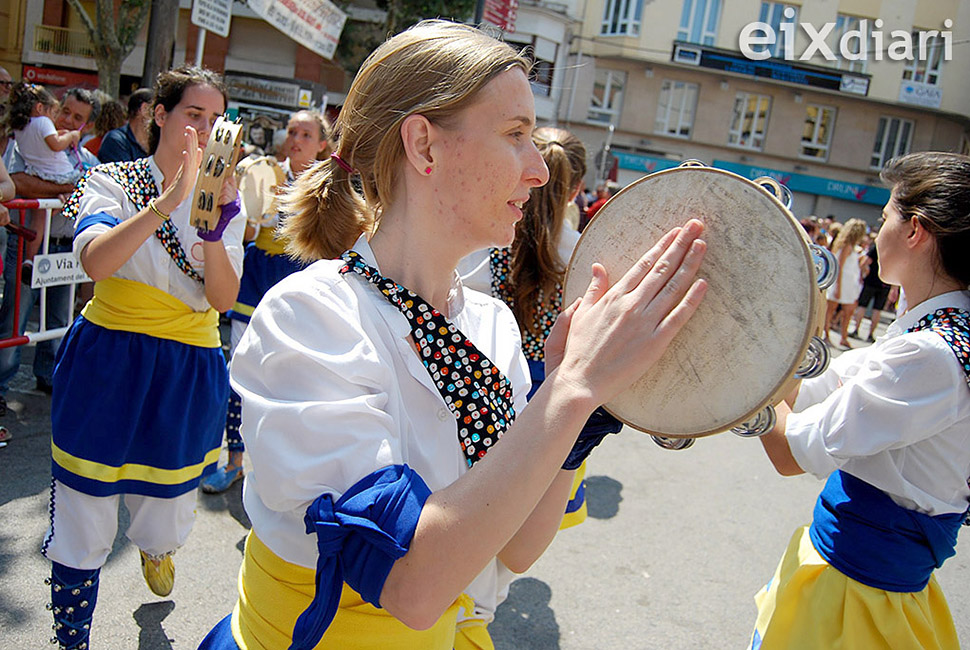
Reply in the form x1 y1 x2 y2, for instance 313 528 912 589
563 162 838 450
237 155 287 227
190 115 244 231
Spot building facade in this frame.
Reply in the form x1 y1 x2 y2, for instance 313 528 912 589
559 0 970 223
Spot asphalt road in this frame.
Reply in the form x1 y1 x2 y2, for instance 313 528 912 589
2 320 969 649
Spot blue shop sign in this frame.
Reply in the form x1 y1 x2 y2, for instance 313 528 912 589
712 160 890 205
614 151 681 175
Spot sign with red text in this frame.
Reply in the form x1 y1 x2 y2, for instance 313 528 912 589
247 0 347 60
483 0 518 32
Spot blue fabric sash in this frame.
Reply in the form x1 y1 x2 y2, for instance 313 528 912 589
290 464 432 650
74 211 121 238
808 470 963 592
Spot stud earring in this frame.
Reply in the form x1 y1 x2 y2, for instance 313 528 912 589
425 166 433 175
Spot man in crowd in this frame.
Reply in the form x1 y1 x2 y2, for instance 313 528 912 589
98 87 152 163
0 87 100 414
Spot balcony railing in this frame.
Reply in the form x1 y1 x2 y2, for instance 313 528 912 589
33 24 95 58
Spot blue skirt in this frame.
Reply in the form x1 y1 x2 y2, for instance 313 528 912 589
51 316 228 498
226 244 306 323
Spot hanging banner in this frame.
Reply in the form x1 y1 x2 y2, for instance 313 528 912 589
247 0 347 60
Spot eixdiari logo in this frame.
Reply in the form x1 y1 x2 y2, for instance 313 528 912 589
739 8 953 63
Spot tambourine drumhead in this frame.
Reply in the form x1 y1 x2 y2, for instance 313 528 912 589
238 156 286 226
564 166 818 438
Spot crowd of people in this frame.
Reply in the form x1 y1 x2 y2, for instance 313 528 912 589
0 18 968 650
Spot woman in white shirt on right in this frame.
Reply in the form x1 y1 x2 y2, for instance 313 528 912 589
752 151 970 650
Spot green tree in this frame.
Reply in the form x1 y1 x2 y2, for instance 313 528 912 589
67 0 151 98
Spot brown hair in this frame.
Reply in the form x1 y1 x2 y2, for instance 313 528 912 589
5 82 58 131
281 20 531 261
93 95 126 137
148 65 228 154
881 151 970 286
510 127 586 333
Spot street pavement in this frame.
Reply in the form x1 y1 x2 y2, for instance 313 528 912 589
2 318 969 649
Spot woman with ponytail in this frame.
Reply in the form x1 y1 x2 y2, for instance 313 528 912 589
200 20 708 650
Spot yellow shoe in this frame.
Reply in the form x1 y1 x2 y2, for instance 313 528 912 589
139 550 175 597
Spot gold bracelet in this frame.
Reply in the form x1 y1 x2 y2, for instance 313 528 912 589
148 198 170 221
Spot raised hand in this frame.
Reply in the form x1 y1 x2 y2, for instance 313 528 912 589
156 126 202 214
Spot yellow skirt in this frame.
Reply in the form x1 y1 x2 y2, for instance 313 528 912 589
231 532 469 649
750 525 959 650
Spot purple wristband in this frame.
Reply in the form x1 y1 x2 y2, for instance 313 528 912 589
197 196 240 242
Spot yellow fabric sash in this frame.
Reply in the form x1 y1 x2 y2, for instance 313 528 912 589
254 226 287 255
81 277 220 348
231 532 470 649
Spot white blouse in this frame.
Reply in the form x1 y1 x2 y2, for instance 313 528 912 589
787 290 970 516
72 156 246 312
231 237 531 617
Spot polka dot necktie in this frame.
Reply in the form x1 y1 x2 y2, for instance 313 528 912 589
340 250 515 467
907 307 970 387
63 159 204 283
907 306 970 523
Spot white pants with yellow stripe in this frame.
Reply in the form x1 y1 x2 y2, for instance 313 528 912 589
42 479 197 570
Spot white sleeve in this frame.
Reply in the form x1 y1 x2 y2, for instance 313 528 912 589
72 170 128 261
785 333 967 478
230 274 403 513
792 346 868 411
35 116 58 139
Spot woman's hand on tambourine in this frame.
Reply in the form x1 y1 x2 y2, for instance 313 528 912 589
554 219 708 407
156 126 203 215
217 171 238 208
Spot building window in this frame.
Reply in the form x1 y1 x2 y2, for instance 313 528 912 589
728 92 771 150
902 30 945 85
677 0 722 45
757 2 797 58
601 0 642 36
830 14 870 73
655 80 699 138
871 117 914 169
588 69 626 125
801 105 836 160
505 36 558 98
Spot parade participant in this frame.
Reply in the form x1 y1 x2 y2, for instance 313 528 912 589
198 20 707 650
750 151 970 650
823 218 867 349
44 65 245 650
454 125 622 646
201 109 331 494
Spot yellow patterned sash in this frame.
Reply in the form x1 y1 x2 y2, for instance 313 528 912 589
254 225 287 255
81 277 220 348
231 532 469 649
